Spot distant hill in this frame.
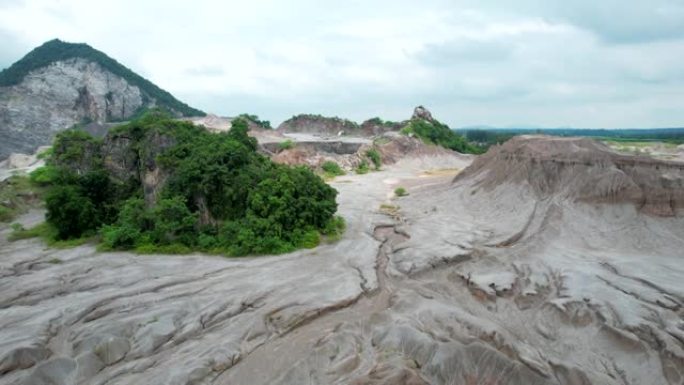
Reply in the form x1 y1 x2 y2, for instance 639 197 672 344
0 39 204 159
0 39 204 116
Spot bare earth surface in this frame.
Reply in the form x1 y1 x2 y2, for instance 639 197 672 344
1 137 683 385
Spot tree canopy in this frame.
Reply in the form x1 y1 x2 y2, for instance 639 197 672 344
42 113 343 255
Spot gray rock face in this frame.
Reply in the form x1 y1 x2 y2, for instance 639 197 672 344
0 58 144 159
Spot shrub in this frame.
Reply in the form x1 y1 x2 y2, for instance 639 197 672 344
322 161 345 177
46 185 99 240
278 139 295 151
29 166 59 186
394 187 408 197
356 160 370 174
0 206 12 222
366 149 382 170
148 197 198 246
101 223 141 250
321 215 346 241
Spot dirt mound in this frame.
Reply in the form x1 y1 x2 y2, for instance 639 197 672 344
376 134 460 164
455 135 684 216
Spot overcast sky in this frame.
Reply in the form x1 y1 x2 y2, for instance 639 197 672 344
1 0 683 128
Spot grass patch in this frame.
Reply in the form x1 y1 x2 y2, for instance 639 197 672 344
9 222 93 248
423 168 461 176
134 243 193 255
321 215 346 242
379 204 400 214
8 222 52 241
47 258 62 264
0 175 45 222
373 137 391 146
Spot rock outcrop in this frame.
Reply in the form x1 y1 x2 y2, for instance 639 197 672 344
0 39 204 159
411 105 434 122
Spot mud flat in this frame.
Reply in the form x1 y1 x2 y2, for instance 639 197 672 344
1 137 683 385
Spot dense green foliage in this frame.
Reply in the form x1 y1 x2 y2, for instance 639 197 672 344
402 118 482 154
39 114 342 255
238 114 272 129
0 39 204 117
321 161 345 178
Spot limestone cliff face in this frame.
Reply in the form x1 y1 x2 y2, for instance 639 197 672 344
0 58 144 159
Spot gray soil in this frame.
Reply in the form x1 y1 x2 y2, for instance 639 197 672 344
1 137 683 385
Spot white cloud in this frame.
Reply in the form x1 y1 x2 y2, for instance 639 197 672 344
0 0 683 128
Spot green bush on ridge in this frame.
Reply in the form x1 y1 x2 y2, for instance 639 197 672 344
401 118 482 154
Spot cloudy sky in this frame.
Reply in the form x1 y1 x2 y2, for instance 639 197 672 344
1 0 683 128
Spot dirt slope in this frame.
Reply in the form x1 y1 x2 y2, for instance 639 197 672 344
457 135 684 216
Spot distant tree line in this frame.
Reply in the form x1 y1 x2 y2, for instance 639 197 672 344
459 128 684 148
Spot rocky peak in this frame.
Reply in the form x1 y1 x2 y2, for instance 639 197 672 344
0 39 204 160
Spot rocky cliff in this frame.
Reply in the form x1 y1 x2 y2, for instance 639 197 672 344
0 39 204 159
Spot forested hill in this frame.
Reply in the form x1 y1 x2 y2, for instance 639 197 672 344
0 39 204 117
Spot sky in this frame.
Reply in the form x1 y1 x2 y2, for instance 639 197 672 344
1 0 683 128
